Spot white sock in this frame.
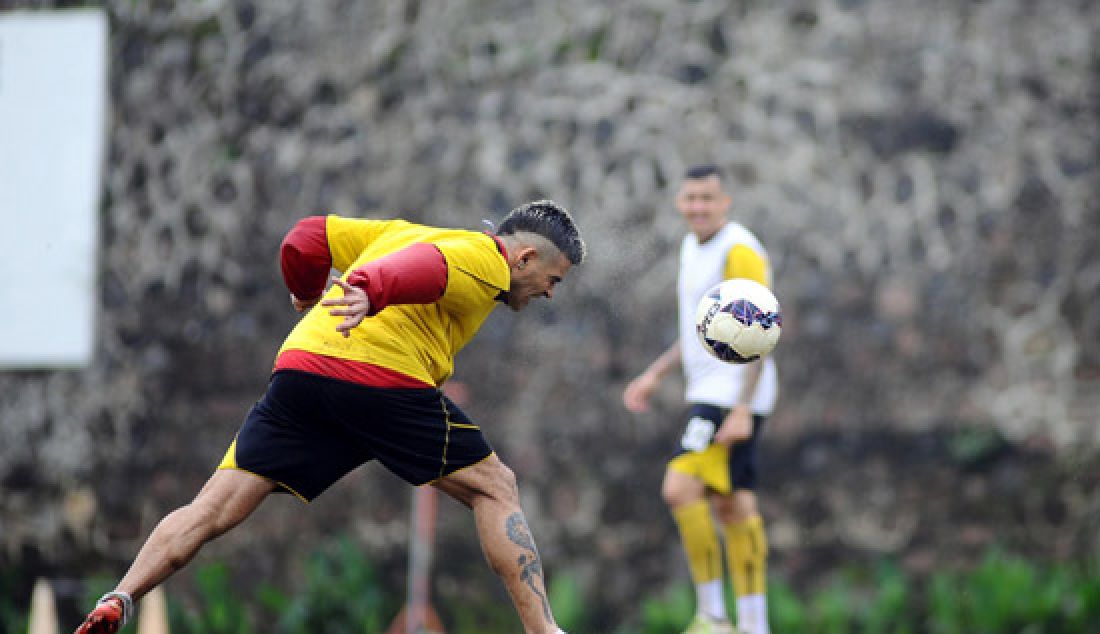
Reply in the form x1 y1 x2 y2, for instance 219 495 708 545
697 579 728 621
736 594 770 634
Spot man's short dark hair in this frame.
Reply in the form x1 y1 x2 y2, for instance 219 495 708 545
684 164 725 181
496 200 586 265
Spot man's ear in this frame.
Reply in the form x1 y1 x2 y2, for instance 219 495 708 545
515 246 538 269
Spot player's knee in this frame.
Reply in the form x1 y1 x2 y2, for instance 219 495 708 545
662 488 695 509
724 493 759 524
482 461 520 507
710 495 735 522
660 483 679 507
661 479 699 508
441 458 521 509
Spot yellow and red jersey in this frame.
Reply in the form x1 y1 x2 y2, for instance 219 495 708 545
276 215 510 387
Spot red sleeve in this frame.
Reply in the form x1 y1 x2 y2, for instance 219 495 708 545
346 242 448 315
280 216 331 301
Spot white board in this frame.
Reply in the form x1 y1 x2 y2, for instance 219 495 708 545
0 10 107 368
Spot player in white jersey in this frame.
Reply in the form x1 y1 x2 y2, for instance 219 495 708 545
623 165 776 634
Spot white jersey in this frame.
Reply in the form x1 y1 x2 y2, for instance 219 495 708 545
677 222 779 414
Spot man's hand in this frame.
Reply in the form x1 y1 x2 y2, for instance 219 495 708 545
290 293 319 313
622 372 659 413
321 277 371 338
714 404 753 446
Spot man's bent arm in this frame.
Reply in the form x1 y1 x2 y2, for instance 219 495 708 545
734 358 763 408
623 340 682 413
645 339 683 382
345 243 448 315
716 357 765 445
280 216 332 302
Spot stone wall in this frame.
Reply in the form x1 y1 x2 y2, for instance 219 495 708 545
2 0 1097 626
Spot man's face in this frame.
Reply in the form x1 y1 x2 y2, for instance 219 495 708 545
676 175 730 242
506 248 572 311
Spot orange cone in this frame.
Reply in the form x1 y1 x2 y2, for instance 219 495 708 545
136 586 170 634
28 578 59 634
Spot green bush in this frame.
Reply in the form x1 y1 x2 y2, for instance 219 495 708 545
637 583 695 633
767 576 808 632
445 597 523 634
51 543 1100 633
631 551 1100 634
255 536 396 634
873 563 915 634
172 562 253 634
549 572 593 633
0 566 29 634
164 536 395 634
925 549 1100 634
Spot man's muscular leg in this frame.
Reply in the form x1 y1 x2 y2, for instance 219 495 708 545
75 469 275 633
433 454 561 634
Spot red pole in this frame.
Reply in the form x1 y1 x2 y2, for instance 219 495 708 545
390 382 468 634
406 485 439 634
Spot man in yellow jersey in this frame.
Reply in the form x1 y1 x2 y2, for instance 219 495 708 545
623 165 777 634
75 200 585 634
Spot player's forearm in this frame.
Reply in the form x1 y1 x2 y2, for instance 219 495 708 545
346 242 447 315
735 358 764 407
280 216 332 301
646 340 682 380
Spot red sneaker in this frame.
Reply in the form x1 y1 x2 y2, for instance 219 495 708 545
74 596 124 634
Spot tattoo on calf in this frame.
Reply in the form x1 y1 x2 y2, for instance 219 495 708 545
506 512 552 622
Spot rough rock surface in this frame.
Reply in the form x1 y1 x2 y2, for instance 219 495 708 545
2 0 1097 627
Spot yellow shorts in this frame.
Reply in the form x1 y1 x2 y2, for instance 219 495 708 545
667 403 766 494
669 442 733 494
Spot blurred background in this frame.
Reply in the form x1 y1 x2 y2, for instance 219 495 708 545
1 1 1097 632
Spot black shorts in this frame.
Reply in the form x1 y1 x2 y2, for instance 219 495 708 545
219 370 493 501
670 403 766 491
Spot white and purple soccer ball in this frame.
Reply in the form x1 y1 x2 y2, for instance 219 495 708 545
695 278 782 364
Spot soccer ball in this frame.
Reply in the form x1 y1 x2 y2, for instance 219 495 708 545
695 278 782 364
